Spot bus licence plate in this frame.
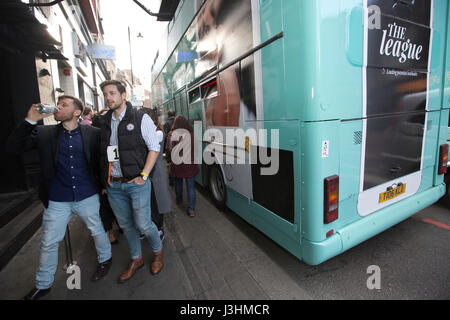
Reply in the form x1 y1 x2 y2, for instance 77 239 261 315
378 184 406 204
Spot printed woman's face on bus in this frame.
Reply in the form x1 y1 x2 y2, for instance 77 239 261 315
199 0 241 128
197 0 223 64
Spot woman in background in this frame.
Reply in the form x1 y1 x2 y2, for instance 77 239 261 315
80 106 94 126
166 116 199 217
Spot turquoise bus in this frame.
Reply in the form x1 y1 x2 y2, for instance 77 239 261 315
151 0 449 265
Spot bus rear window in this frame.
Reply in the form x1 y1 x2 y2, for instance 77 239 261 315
201 78 218 99
189 87 200 104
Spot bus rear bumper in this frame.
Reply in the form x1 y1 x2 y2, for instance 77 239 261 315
302 183 446 266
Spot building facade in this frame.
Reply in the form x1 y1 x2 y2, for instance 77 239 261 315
31 0 111 116
0 0 118 270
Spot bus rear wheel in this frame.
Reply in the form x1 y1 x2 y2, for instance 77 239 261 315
209 165 227 209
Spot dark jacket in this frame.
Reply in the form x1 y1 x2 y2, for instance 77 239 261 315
166 130 200 178
163 117 175 135
99 106 148 186
6 121 101 208
92 113 106 129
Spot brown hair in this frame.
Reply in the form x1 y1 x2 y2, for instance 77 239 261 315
57 95 84 114
167 110 176 118
83 106 92 117
143 108 164 133
170 115 196 163
100 80 127 95
172 115 194 133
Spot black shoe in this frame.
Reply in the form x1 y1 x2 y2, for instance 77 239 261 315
92 258 112 281
23 287 51 300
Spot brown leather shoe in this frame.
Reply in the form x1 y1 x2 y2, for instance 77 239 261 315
108 230 118 245
119 257 144 283
151 250 163 275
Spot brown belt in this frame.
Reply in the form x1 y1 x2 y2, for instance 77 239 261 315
110 177 129 183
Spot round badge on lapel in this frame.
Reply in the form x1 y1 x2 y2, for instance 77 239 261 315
126 123 135 131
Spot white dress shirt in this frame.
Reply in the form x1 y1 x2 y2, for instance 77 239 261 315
110 108 160 178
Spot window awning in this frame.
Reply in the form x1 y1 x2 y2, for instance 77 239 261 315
0 0 68 61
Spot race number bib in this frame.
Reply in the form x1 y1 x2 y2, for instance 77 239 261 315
107 146 120 162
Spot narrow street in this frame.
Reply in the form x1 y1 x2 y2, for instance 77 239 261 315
1 183 449 300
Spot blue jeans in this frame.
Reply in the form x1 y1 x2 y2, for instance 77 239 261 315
107 180 162 260
36 194 111 289
175 177 196 212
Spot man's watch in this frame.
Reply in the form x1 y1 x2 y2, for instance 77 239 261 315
140 172 149 181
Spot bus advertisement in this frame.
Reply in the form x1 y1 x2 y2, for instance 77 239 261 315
151 0 450 265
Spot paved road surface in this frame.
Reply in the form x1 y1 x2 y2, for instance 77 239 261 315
1 184 449 300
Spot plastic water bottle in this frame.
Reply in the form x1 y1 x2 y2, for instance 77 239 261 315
37 104 58 114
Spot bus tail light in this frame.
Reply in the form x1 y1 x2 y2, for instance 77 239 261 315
438 144 448 175
324 175 339 224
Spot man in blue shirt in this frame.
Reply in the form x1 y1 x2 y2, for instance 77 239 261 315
7 95 112 300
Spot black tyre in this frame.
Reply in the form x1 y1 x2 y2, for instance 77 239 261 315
208 165 227 209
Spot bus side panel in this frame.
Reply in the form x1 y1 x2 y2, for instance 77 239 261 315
338 120 363 227
260 0 309 122
260 0 283 43
445 0 450 110
281 0 307 121
260 36 289 121
429 0 450 112
256 120 302 230
225 120 303 259
294 0 364 122
421 111 441 189
300 120 340 243
259 0 284 123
